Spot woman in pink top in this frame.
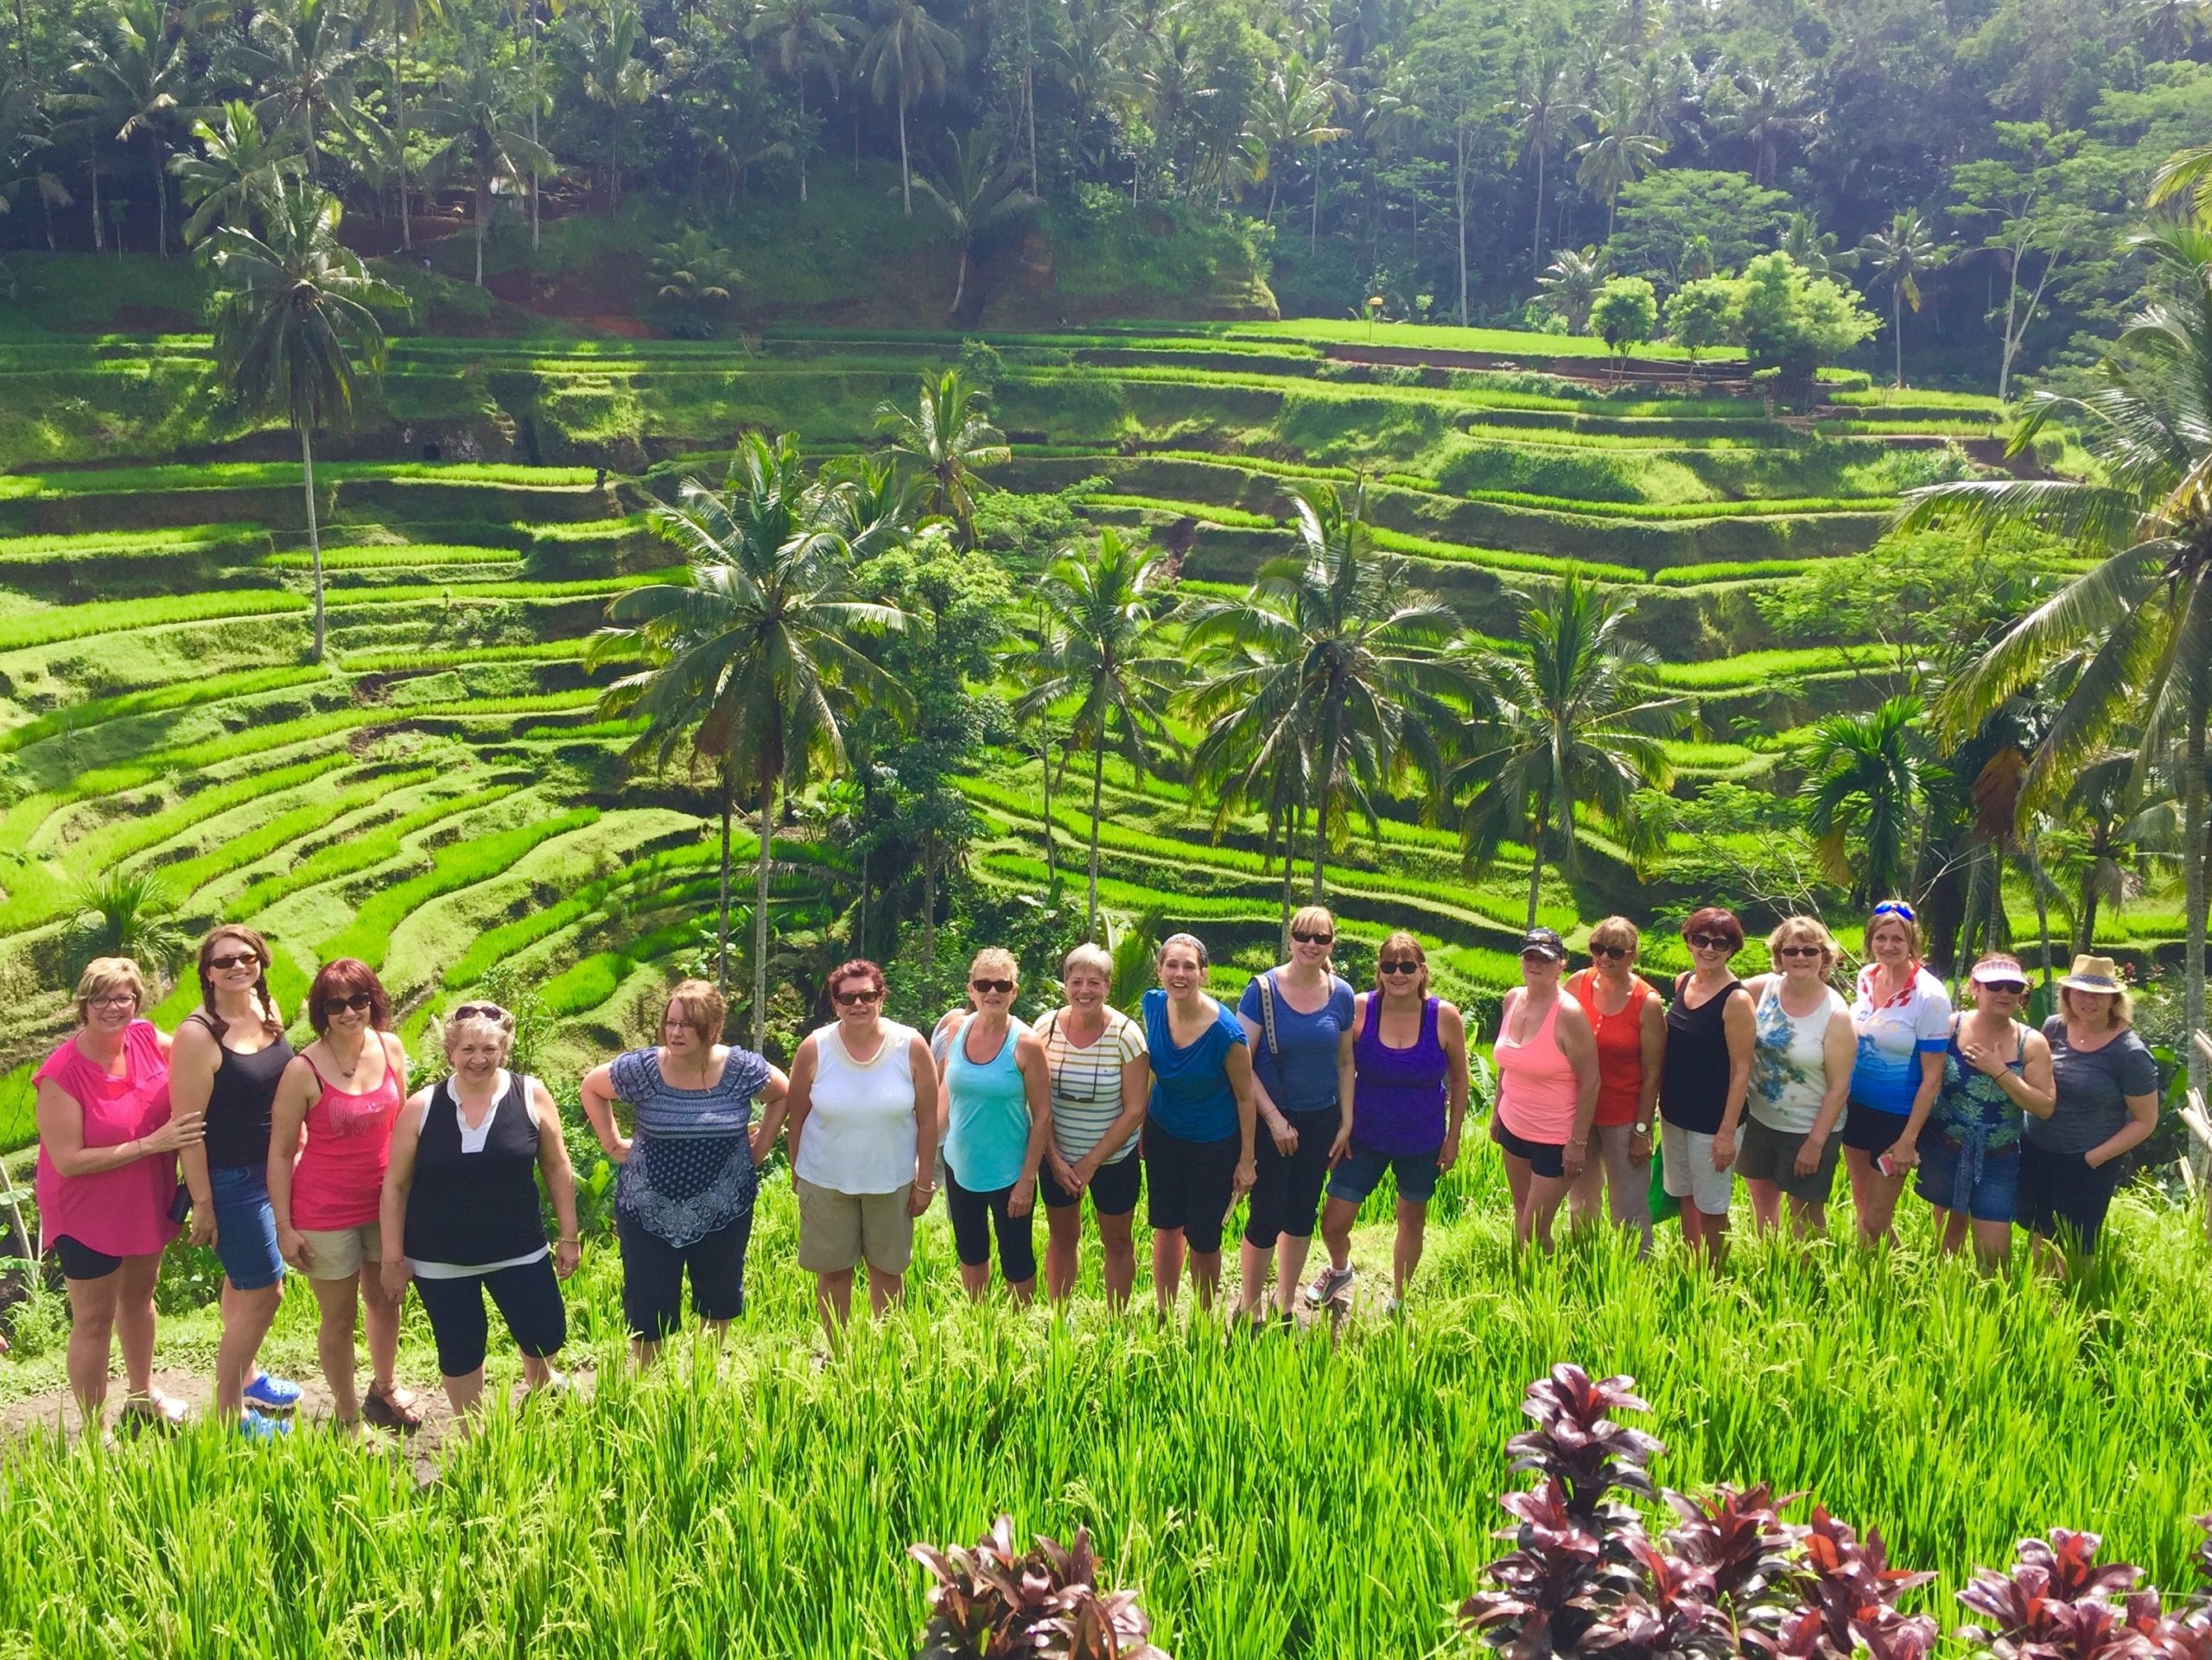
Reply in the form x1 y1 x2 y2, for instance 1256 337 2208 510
269 959 417 1432
1491 928 1599 1250
34 958 203 1433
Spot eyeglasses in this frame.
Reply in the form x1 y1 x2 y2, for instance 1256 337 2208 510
1591 944 1630 961
1871 900 1917 923
1686 933 1738 953
207 951 260 972
1378 960 1421 976
1775 945 1823 960
1291 929 1333 945
450 1002 507 1022
1982 982 2030 996
89 993 139 1010
833 987 883 1007
970 978 1014 995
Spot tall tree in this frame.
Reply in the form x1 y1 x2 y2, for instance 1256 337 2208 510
421 41 552 286
206 187 397 666
1185 483 1463 904
174 101 302 244
1243 55 1344 224
1015 531 1179 941
590 432 912 1046
746 0 861 204
1450 576 1677 927
1724 65 1820 188
227 0 366 184
874 367 1008 546
1798 695 1928 908
856 0 961 216
912 129 1035 316
365 0 442 250
574 3 654 209
1858 206 1948 390
1511 54 1578 279
1571 99 1662 238
65 0 189 256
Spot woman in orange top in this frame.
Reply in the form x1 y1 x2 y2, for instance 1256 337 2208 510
1564 916 1662 1253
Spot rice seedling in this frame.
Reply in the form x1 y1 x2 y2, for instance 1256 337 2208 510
0 667 329 754
226 784 524 918
0 589 306 653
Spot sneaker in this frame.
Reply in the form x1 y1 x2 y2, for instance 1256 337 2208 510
361 1384 422 1434
237 1408 292 1441
1303 1264 1355 1307
242 1372 303 1415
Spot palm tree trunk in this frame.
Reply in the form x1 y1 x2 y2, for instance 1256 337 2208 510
88 130 101 251
475 178 488 286
1455 124 1469 327
716 766 734 987
2183 677 2208 1094
950 238 968 315
797 78 807 202
529 19 541 251
1087 739 1105 943
1530 146 1545 277
754 767 774 1053
2075 871 2101 957
921 832 938 970
153 142 166 258
898 93 911 215
1525 792 1548 930
395 35 411 251
1893 287 1904 389
1310 709 1342 903
1310 160 1320 254
1278 799 1299 956
1040 736 1057 891
300 426 324 664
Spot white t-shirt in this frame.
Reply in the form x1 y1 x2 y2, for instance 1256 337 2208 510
1850 965 1951 1116
796 1021 922 1195
1747 983 1847 1135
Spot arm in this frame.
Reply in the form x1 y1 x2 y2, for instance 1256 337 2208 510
1224 1040 1259 1196
1437 1003 1471 1173
578 1060 631 1164
1798 1012 1856 1178
1079 1051 1152 1179
35 1073 204 1179
1006 1032 1053 1219
782 1039 817 1175
1886 1047 1948 1173
378 1095 424 1300
168 1021 220 1247
2088 1088 2161 1169
1966 1027 2056 1120
1235 1008 1297 1155
1631 992 1665 1166
907 1035 940 1217
747 1065 793 1166
1555 1000 1600 1180
1331 1002 1360 1164
267 1059 315 1271
1712 989 1755 1170
531 1078 582 1278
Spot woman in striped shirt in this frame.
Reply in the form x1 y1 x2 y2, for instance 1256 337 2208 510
1034 944 1150 1307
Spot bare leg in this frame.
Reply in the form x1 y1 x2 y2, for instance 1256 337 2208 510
1185 1247 1221 1310
1007 1276 1036 1306
1153 1228 1186 1317
958 1261 990 1301
1567 1159 1607 1232
215 1279 285 1418
1502 1149 1533 1233
1694 1208 1731 1268
359 1270 405 1400
1969 1218 2012 1272
443 1366 486 1416
1520 1174 1572 1250
1745 1178 1784 1233
1788 1199 1827 1240
1097 1211 1136 1309
1929 1205 1968 1256
1392 1199 1427 1297
1274 1232 1313 1317
1236 1236 1270 1318
815 1269 855 1332
867 1264 905 1314
1843 1147 1904 1247
308 1275 363 1421
1044 1205 1082 1301
112 1253 161 1400
1318 1197 1357 1274
62 1273 121 1431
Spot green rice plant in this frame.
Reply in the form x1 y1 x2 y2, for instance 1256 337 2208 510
1363 524 1647 583
226 784 522 918
326 572 666 607
1650 558 1817 586
264 544 528 570
340 639 639 673
0 460 601 498
0 589 306 653
0 667 329 754
1220 316 1748 361
440 843 728 988
1459 489 1894 520
0 523 270 563
142 766 442 904
1079 494 1281 529
1650 643 1893 690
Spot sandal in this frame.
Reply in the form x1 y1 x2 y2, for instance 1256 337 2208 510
116 1392 189 1435
361 1383 422 1434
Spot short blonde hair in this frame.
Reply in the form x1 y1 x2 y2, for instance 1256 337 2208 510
664 978 727 1043
968 946 1019 983
1588 916 1639 953
441 1011 516 1060
73 957 147 1025
1061 943 1113 982
2061 984 2133 1028
1863 904 1922 960
1767 914 1840 971
1288 905 1336 944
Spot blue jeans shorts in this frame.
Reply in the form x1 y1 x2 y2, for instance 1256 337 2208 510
1326 1137 1440 1207
1915 1130 2022 1225
208 1163 287 1291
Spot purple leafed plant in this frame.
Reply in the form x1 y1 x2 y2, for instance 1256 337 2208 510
909 1517 1168 1660
1662 1485 1807 1619
1957 1530 2160 1660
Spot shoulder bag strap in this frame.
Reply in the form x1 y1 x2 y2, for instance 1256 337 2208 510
1257 971 1280 1059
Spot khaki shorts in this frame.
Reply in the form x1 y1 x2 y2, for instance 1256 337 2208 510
795 1177 915 1275
297 1221 383 1281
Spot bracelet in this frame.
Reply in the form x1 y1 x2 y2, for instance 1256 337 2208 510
557 1237 580 1245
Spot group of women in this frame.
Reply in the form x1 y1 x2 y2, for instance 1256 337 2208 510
29 896 2162 1434
1488 900 2163 1272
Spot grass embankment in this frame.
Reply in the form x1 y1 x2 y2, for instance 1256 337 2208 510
0 1174 2205 1660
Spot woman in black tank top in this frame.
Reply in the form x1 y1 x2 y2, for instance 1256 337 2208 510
1656 908 1756 1266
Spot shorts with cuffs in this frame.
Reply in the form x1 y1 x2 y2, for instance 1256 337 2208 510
1143 1122 1243 1254
794 1176 916 1276
1490 1115 1567 1180
615 1205 752 1341
410 1255 568 1378
1659 1120 1735 1218
1327 1135 1441 1206
944 1162 1039 1282
207 1162 285 1292
299 1220 382 1281
2015 1140 2123 1254
1038 1151 1142 1218
53 1234 123 1281
1244 1104 1339 1248
1840 1100 1912 1154
1735 1115 1841 1205
1916 1131 2022 1224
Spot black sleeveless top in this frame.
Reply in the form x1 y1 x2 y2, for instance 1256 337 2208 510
192 1014 293 1171
1659 976 1743 1135
403 1074 547 1269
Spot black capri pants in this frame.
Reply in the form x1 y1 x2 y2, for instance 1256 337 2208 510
945 1162 1039 1283
617 1205 753 1341
1145 1123 1243 1254
410 1255 568 1379
1243 1105 1338 1250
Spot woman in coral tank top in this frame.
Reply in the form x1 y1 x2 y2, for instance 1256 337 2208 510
268 959 417 1433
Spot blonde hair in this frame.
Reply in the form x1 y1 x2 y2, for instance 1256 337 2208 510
1588 915 1639 953
968 946 1019 983
1061 943 1113 982
73 957 147 1026
1375 931 1429 997
1287 905 1336 944
441 1010 516 1060
664 978 727 1043
2061 984 2133 1029
1863 906 1922 960
1768 914 1840 971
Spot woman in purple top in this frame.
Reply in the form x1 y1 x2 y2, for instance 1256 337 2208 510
1307 933 1470 1317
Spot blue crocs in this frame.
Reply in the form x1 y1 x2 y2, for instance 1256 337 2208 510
242 1372 303 1414
237 1409 292 1441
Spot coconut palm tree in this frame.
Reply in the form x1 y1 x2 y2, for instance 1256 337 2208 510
206 186 397 666
1511 54 1580 278
1537 245 1606 333
874 367 1008 547
856 0 962 216
1725 64 1821 187
64 0 189 256
1797 695 1927 908
64 870 187 990
1185 482 1465 905
365 0 442 248
1014 531 1180 941
912 129 1034 316
421 42 553 286
1858 207 1947 390
1897 215 2212 1087
1243 55 1345 223
1187 633 1315 950
574 3 656 209
0 68 72 234
589 431 912 1046
746 0 861 204
174 100 302 243
226 0 367 183
1451 576 1678 928
1571 100 1662 238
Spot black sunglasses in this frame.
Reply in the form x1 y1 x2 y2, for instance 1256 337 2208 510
207 951 261 972
1775 945 1823 960
322 991 374 1016
1981 981 2030 996
970 978 1014 995
833 987 882 1006
1291 929 1333 945
1378 960 1421 976
1591 944 1630 961
452 1002 508 1022
1687 933 1738 952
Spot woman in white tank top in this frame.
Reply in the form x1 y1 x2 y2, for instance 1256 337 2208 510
781 960 939 1332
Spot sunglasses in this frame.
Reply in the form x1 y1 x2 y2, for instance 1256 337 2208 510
1775 945 1823 960
322 991 374 1016
970 978 1014 995
1378 960 1421 976
1291 929 1333 945
1687 933 1738 953
833 987 883 1007
451 1002 508 1022
207 951 261 972
1871 900 1917 923
1591 944 1630 961
1981 981 2030 996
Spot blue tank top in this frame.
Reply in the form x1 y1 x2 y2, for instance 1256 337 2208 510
1142 988 1244 1142
943 1015 1033 1192
1351 995 1448 1156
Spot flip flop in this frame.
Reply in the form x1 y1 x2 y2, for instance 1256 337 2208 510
116 1392 189 1435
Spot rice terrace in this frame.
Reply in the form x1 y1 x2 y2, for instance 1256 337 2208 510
3 0 2212 1655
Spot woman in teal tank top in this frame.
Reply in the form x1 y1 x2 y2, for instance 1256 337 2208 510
938 949 1052 1303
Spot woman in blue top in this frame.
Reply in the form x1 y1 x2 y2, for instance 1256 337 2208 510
1233 905 1356 1329
1840 900 1951 1247
1142 932 1259 1318
937 948 1052 1304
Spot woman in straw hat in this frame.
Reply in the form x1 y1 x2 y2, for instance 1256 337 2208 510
2019 954 2160 1269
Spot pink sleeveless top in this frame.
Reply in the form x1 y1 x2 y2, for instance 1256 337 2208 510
34 1021 179 1258
1495 993 1579 1144
288 1047 402 1231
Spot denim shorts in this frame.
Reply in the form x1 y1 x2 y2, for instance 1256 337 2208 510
208 1162 286 1291
1327 1137 1440 1206
1916 1130 2021 1224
